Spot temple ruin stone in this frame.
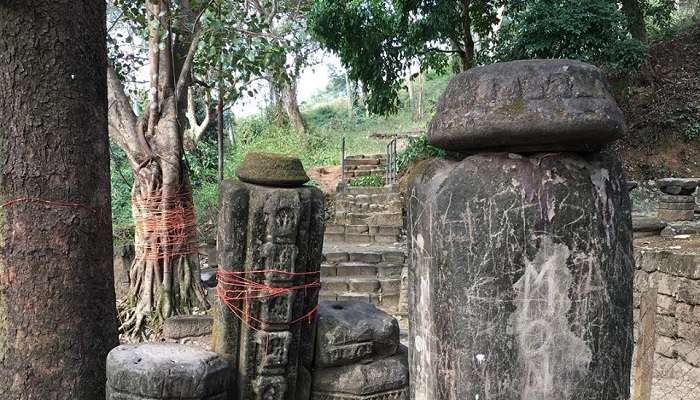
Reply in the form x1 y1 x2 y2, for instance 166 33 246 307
106 343 230 399
408 60 635 400
428 59 625 153
212 153 325 400
311 301 409 400
656 179 699 222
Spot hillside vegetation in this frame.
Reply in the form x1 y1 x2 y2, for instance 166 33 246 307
110 23 700 244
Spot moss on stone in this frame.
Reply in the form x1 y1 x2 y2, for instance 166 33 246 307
236 152 310 188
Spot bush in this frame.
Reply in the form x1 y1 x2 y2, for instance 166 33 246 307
349 174 384 187
396 136 445 172
497 0 648 75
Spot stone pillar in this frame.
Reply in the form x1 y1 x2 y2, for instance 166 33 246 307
656 178 699 222
212 153 325 400
106 343 230 399
407 60 635 400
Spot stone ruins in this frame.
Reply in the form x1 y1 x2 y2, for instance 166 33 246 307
105 59 700 400
406 59 635 399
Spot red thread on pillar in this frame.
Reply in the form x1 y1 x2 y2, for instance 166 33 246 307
216 268 320 332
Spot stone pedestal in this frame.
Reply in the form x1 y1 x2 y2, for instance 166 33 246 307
406 153 635 400
311 301 408 400
656 179 699 222
408 59 635 400
106 343 230 399
212 155 325 400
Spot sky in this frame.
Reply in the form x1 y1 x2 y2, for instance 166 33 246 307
232 52 344 117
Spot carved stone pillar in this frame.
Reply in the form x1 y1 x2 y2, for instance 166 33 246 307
407 60 635 400
212 153 325 400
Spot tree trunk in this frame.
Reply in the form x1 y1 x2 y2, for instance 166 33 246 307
460 0 476 71
0 2 119 398
345 73 354 119
282 79 307 136
621 0 648 42
108 0 209 338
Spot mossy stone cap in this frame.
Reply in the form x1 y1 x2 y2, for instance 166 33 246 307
236 152 310 187
428 59 626 152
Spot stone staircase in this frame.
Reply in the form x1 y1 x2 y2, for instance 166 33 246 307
320 245 407 315
342 154 386 185
326 186 403 244
321 182 407 316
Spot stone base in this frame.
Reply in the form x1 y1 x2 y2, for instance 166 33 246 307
106 343 230 400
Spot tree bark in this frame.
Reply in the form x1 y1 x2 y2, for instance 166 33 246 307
0 2 119 398
282 79 307 136
621 0 648 42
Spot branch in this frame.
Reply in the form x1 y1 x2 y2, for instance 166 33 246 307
174 0 214 103
185 89 214 145
107 65 152 165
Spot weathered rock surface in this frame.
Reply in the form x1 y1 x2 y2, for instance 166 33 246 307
406 152 634 400
315 301 399 368
114 245 134 300
106 343 230 399
428 59 625 152
163 315 214 339
656 178 700 196
311 348 409 400
211 179 325 400
236 152 310 187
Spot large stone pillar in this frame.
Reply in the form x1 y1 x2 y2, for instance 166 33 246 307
212 153 325 400
407 60 635 400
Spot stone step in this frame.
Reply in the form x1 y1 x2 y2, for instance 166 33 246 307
321 277 382 294
341 186 398 196
319 291 401 315
323 250 406 265
336 262 377 277
335 212 403 226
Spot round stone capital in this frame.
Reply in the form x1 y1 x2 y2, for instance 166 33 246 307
428 59 625 153
236 152 310 188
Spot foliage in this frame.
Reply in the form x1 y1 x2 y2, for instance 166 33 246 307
496 0 648 74
308 0 508 115
666 104 700 141
396 135 446 172
349 174 384 187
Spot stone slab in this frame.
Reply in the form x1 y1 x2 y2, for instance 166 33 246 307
428 59 625 152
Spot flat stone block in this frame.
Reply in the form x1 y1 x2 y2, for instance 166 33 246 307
658 208 695 221
374 234 399 244
336 262 377 277
325 224 346 234
322 277 350 293
348 277 381 293
657 178 700 196
658 201 696 210
345 233 372 244
349 252 383 264
379 278 401 295
324 252 349 263
163 315 214 339
346 225 370 234
321 264 337 277
324 232 346 243
381 251 406 264
428 59 624 152
312 349 408 396
107 343 230 399
376 264 403 278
